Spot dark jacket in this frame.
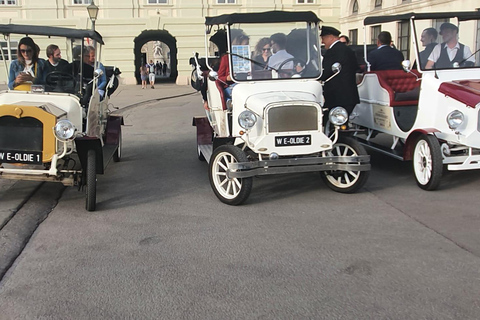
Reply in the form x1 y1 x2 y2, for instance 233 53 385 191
320 41 360 111
368 45 404 71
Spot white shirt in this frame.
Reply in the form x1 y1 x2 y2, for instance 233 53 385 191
267 49 294 70
428 42 474 63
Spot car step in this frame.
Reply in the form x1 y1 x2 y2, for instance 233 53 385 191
355 137 404 161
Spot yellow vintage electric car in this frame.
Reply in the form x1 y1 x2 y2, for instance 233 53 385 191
0 24 122 211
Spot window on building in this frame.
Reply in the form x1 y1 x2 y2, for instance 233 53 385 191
349 29 358 46
73 0 92 4
297 0 315 3
433 18 449 43
371 25 381 45
216 0 236 3
0 41 17 60
148 0 168 3
0 0 17 4
397 21 410 59
352 0 358 14
374 0 382 8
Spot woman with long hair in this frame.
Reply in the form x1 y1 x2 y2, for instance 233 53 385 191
252 37 272 70
8 37 45 90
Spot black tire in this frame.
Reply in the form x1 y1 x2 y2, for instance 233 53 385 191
412 134 443 190
86 149 97 211
321 136 370 193
113 129 122 162
208 145 253 205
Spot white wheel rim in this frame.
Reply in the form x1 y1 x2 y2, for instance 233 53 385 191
323 143 360 188
212 151 242 200
413 139 432 185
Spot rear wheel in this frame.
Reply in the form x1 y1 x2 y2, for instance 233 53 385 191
412 134 442 190
209 145 252 205
321 137 369 193
86 149 97 211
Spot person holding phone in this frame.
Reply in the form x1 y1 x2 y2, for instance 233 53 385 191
8 37 45 90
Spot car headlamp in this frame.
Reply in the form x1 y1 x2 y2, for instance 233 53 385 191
54 120 76 141
238 110 257 129
329 107 348 126
446 110 464 130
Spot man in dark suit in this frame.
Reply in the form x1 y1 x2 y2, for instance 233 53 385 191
368 31 404 71
319 26 359 123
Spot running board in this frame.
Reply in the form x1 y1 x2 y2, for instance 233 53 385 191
355 137 404 161
199 144 213 164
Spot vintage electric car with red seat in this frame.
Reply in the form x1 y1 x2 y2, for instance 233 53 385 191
191 11 370 205
351 11 480 190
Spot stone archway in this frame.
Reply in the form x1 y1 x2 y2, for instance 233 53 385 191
134 30 177 84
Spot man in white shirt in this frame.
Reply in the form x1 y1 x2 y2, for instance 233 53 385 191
267 33 294 70
425 22 475 69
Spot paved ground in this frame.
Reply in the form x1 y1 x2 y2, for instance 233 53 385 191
1 87 480 319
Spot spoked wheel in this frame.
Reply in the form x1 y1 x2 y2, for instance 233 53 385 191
412 134 443 190
86 149 97 211
113 129 122 162
209 145 252 205
321 137 369 193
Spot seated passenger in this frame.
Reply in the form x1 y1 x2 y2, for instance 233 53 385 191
44 44 70 74
252 37 271 70
368 31 404 71
418 28 438 69
425 23 475 69
267 33 294 70
217 31 249 101
86 46 107 98
8 37 46 90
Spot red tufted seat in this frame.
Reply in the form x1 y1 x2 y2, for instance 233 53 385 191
370 70 421 106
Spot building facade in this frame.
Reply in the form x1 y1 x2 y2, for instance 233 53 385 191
0 0 340 85
340 0 480 61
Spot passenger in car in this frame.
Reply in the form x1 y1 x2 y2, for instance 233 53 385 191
418 28 438 69
252 37 272 70
85 46 107 98
8 37 46 90
368 31 404 71
425 23 475 69
267 33 294 70
44 44 70 74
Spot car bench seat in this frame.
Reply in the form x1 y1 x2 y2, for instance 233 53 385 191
371 70 421 106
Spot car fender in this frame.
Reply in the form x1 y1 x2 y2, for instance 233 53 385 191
75 137 104 174
105 115 124 146
403 128 440 161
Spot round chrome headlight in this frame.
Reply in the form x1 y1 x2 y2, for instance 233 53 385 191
238 110 257 129
54 120 76 141
446 110 464 130
329 107 348 126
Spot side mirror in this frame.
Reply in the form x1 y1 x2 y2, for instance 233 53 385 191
332 62 342 74
94 68 104 78
401 60 411 72
208 70 219 81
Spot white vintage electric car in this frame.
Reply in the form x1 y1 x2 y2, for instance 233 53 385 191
191 11 370 205
0 24 122 211
351 11 480 190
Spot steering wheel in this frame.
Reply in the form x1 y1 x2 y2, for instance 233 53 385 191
45 71 77 93
277 57 307 78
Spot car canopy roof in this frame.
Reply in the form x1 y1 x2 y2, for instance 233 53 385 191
205 10 321 26
0 24 104 44
364 11 480 26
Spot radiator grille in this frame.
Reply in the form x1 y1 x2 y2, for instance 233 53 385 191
268 105 318 133
0 116 43 152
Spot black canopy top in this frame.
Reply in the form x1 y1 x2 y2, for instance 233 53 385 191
0 24 104 44
364 11 480 26
205 11 321 26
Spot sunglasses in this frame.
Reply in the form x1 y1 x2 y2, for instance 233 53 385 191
262 47 271 51
20 49 33 54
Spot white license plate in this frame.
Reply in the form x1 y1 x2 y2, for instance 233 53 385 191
0 150 42 164
275 135 311 147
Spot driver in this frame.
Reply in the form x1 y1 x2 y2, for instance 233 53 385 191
44 44 70 74
267 33 294 70
425 23 475 69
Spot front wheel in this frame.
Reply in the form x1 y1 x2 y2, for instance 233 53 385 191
86 149 97 211
321 137 369 193
412 134 443 190
209 145 252 205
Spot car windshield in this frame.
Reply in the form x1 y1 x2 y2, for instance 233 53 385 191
413 18 480 71
210 21 321 81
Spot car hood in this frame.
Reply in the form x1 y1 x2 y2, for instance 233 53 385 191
232 81 323 114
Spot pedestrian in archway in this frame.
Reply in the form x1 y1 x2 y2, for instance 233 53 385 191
140 64 148 89
146 59 156 88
